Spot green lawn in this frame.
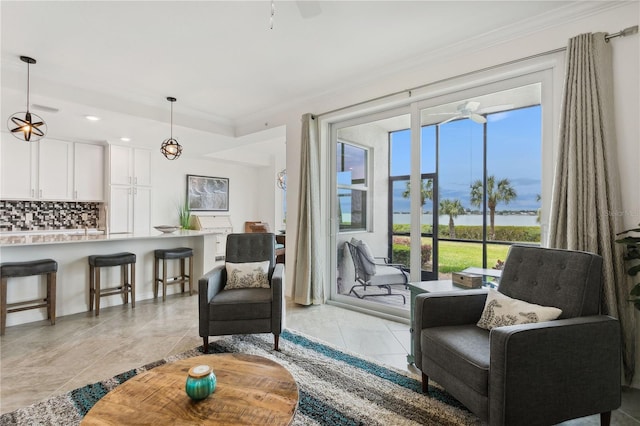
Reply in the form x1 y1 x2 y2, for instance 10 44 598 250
436 240 510 273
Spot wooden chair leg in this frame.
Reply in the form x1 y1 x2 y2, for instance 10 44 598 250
130 263 135 309
48 272 56 325
188 255 193 296
203 336 209 353
121 265 128 304
180 258 185 293
162 259 167 302
95 267 101 316
1 277 7 335
274 334 280 351
153 257 159 299
600 411 611 426
422 372 429 393
89 265 95 312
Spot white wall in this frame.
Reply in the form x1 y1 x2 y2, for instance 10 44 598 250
235 3 640 387
148 152 268 233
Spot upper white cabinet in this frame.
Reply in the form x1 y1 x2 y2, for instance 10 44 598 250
39 139 73 200
110 145 151 186
0 138 104 201
108 145 152 234
74 142 104 201
1 137 36 199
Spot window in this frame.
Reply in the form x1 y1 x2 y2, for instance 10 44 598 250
337 141 369 231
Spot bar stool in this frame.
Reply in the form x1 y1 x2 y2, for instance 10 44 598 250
154 247 193 301
0 259 58 335
88 252 136 316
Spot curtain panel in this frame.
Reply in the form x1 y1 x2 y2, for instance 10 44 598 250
292 113 325 305
548 32 635 383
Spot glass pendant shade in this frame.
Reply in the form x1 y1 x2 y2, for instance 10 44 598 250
8 56 47 142
161 96 182 160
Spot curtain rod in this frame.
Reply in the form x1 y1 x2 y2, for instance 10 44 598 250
317 25 638 119
605 25 638 41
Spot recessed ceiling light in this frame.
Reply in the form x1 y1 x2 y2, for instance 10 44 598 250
85 115 101 121
120 137 131 142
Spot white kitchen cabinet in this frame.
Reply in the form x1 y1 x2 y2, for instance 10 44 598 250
74 142 104 201
108 145 151 234
1 138 104 202
0 137 36 199
39 139 73 200
109 185 151 234
109 145 151 186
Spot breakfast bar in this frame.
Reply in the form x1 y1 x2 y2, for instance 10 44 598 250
0 230 221 328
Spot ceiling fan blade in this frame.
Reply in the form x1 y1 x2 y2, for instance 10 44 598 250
428 112 457 116
470 114 487 124
479 104 515 114
465 101 481 112
438 116 459 125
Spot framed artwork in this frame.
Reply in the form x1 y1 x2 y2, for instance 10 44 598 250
186 175 229 211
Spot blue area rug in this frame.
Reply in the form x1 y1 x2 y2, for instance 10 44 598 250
0 329 480 425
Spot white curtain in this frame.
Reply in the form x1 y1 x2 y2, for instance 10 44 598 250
292 113 325 305
548 32 635 383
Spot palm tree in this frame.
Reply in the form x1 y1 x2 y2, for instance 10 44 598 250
470 175 517 240
402 179 433 208
439 198 465 238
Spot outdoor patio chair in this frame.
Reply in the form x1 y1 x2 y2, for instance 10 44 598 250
345 239 409 304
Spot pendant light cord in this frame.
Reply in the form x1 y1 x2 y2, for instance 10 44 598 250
26 61 30 112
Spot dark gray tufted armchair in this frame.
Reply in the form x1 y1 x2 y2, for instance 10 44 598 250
414 245 621 426
199 233 284 352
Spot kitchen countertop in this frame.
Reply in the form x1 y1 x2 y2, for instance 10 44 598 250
0 229 220 247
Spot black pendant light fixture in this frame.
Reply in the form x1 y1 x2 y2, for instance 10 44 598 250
8 56 47 142
160 96 183 160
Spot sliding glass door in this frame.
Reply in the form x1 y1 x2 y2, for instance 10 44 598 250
328 70 551 321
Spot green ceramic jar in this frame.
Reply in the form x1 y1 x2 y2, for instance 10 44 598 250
185 365 216 400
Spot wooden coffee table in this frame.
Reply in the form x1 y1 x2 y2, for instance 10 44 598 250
82 353 299 425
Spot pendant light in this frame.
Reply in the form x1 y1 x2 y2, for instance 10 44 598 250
7 56 47 142
160 96 182 160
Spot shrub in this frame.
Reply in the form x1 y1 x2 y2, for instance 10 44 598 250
392 239 431 267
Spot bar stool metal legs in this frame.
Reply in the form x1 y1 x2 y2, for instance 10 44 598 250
0 259 58 335
88 252 136 316
154 247 194 302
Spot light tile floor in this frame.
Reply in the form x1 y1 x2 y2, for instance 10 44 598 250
1 294 638 425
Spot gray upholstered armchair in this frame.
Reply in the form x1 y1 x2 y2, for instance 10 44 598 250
414 245 621 426
199 233 284 352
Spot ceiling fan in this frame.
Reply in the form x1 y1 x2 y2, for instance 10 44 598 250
437 101 487 125
434 101 516 125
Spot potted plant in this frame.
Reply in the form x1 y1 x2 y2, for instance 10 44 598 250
615 223 640 311
178 201 191 230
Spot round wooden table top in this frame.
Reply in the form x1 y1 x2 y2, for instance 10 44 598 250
82 353 299 425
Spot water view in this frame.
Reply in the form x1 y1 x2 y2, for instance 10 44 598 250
393 212 539 227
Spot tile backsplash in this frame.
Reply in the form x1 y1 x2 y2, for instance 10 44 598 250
0 200 102 232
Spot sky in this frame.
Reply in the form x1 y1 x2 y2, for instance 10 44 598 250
390 105 542 213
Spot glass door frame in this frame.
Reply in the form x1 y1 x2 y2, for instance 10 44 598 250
388 173 439 281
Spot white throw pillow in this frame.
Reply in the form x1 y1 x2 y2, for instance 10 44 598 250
224 261 270 290
477 289 562 330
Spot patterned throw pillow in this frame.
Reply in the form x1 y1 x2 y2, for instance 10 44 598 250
224 261 270 289
477 289 562 330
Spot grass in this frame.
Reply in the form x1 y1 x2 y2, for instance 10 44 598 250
436 240 511 273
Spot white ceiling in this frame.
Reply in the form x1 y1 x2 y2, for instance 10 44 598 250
0 1 609 162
